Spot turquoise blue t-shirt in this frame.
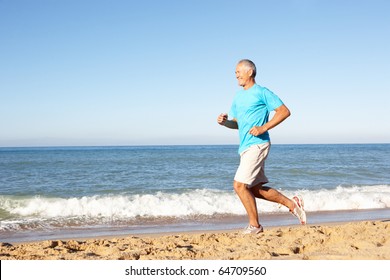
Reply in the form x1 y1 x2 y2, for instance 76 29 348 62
229 84 284 154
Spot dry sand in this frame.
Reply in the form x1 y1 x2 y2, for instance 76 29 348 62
1 220 389 260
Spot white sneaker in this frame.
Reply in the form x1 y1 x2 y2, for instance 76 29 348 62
242 224 264 234
291 195 307 225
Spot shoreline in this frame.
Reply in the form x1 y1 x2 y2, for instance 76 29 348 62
2 208 390 244
1 208 390 260
1 219 389 260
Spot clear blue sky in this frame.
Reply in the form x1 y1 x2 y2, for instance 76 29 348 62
1 0 389 147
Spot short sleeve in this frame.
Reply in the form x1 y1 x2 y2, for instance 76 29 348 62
229 98 237 119
262 88 283 112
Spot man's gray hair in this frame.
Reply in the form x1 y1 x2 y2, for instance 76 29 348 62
238 59 257 78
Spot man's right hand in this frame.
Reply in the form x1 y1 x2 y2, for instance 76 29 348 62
217 113 228 125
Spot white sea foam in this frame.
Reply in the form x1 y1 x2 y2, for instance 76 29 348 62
1 185 389 222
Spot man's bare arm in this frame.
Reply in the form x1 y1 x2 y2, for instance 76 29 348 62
217 113 238 129
249 104 291 136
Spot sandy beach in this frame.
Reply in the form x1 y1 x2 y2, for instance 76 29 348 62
1 220 389 260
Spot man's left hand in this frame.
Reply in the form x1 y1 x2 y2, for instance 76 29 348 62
249 126 267 136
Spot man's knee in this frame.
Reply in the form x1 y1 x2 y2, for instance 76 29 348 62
233 180 248 193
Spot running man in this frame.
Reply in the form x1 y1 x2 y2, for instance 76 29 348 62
217 59 306 234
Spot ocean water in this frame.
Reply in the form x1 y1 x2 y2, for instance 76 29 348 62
1 144 389 242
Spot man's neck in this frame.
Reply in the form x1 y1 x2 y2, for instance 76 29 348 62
243 80 256 90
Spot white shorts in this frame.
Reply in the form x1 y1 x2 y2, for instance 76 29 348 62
234 142 270 187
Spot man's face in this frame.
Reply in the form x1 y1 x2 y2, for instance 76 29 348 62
235 63 252 87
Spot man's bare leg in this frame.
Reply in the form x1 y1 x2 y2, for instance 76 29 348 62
250 183 295 211
233 180 260 228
